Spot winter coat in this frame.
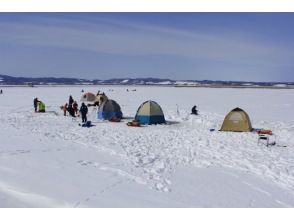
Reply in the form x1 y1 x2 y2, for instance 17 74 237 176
79 104 88 116
73 102 78 111
34 98 38 107
69 96 74 106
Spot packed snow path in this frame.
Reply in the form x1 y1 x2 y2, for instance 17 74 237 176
0 86 294 207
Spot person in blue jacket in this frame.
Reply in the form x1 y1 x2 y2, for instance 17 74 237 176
79 102 88 123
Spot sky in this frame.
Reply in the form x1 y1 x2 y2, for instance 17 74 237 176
0 13 294 82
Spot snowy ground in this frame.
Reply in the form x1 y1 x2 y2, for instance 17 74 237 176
0 86 294 207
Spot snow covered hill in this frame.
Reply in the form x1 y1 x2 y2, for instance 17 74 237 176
0 86 294 207
1 74 294 88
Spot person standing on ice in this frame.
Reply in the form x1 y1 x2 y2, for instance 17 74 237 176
33 98 39 112
63 103 68 116
69 95 74 107
73 101 78 116
79 102 88 123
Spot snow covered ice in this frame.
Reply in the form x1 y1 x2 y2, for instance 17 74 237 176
0 86 294 207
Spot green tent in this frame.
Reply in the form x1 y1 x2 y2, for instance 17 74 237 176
220 107 252 132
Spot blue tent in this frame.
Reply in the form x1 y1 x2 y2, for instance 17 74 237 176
135 100 165 125
97 99 123 120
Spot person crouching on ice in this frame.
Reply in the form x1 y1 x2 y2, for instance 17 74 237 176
79 102 88 123
191 105 198 115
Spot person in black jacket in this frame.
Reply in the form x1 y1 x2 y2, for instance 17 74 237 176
69 95 74 106
33 98 39 112
79 102 88 123
191 105 198 115
68 104 75 117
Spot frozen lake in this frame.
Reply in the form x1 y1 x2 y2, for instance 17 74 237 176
0 86 294 207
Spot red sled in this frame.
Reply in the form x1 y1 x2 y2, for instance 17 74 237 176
258 130 273 135
127 121 141 127
109 117 121 122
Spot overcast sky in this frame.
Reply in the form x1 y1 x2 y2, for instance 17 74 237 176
0 13 293 82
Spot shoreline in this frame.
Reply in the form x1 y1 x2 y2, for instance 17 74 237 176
1 84 294 89
174 85 294 89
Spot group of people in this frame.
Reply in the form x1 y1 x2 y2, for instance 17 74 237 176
34 93 198 125
33 98 46 112
63 95 88 123
63 95 79 117
33 95 88 123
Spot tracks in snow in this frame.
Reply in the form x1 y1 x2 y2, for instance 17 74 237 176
1 110 294 193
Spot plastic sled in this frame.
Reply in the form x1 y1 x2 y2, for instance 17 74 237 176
258 129 273 135
127 121 141 127
109 117 121 122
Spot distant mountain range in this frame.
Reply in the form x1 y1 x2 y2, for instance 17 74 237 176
0 74 294 88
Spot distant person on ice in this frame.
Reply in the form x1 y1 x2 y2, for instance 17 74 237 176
69 95 74 106
68 105 75 117
33 98 39 112
79 102 88 123
63 103 68 116
191 105 198 115
73 101 78 116
0 89 2 94
67 96 75 117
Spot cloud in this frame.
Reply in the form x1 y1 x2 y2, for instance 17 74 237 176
0 16 293 68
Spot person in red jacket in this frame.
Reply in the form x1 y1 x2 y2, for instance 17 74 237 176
73 101 78 116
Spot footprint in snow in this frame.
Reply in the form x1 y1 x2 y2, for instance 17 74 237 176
77 160 92 166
